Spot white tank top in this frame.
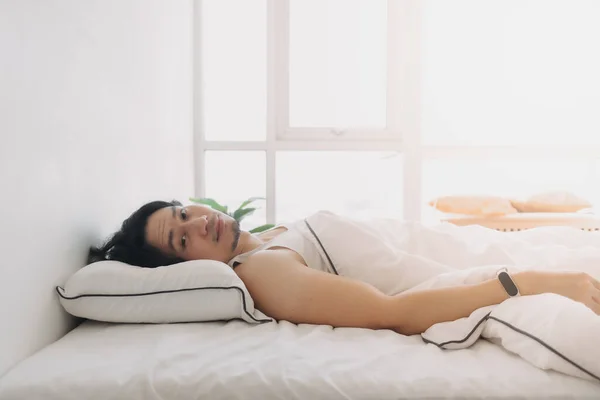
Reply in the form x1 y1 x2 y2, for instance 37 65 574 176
227 219 333 273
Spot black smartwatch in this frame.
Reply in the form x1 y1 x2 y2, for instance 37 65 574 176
497 267 520 297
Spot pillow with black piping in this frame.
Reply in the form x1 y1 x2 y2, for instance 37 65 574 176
56 260 272 324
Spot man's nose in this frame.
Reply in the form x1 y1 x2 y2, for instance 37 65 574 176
183 215 209 235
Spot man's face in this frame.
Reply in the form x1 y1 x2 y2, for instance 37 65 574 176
145 204 241 263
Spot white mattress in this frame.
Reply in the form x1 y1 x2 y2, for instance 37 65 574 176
1 320 599 400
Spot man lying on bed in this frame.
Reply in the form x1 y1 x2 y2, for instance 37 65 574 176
88 200 600 336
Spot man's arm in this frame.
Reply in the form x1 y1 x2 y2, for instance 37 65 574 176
235 249 539 335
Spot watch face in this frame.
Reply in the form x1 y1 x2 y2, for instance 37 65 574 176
498 271 519 297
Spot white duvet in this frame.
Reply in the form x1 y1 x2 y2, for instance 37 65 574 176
302 211 600 383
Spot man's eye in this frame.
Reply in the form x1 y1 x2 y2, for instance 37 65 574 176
181 209 188 220
181 235 187 249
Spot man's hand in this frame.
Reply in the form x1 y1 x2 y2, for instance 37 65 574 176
524 271 600 315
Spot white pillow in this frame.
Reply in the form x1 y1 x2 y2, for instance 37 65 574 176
56 260 272 324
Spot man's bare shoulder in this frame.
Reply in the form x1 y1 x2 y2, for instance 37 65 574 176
233 249 308 292
240 248 299 267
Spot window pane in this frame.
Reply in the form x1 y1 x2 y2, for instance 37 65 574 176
422 0 600 146
421 159 594 222
204 151 266 231
276 151 402 222
289 0 387 128
202 0 266 141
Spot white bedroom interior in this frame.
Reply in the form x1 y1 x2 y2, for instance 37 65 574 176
1 0 600 398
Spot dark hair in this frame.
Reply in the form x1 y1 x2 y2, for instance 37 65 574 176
87 199 184 268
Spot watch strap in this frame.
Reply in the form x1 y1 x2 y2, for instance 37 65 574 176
497 267 520 297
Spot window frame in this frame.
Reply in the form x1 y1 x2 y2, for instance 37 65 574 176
272 0 403 141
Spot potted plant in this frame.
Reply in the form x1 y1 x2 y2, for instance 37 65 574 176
188 196 274 234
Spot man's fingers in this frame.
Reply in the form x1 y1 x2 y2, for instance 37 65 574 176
592 301 600 316
590 293 600 315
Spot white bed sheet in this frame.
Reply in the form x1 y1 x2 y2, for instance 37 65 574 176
1 320 599 400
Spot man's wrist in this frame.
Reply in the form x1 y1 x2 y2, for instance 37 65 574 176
512 271 537 296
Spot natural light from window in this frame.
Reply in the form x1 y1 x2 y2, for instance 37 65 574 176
199 0 600 225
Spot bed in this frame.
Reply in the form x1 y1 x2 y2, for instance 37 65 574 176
1 318 600 400
3 214 600 399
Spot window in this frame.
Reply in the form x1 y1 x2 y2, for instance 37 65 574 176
277 151 403 222
200 0 267 141
422 0 600 146
281 0 400 139
289 0 387 129
196 0 600 225
197 0 407 223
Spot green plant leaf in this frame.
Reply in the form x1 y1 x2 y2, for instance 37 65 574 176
238 196 266 211
249 223 275 234
188 197 228 214
233 207 256 222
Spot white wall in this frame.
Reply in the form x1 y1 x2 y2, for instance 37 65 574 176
0 0 194 377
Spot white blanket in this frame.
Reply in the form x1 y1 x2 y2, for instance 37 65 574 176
302 211 600 383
